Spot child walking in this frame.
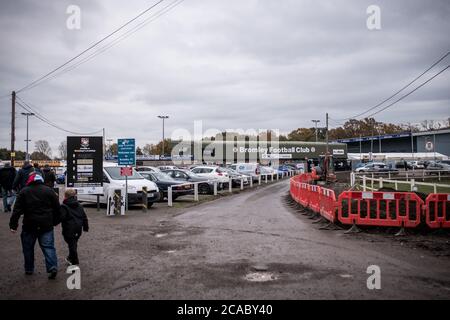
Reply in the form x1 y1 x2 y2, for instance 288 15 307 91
60 189 89 265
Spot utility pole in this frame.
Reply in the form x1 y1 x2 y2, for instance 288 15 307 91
157 115 169 157
21 112 35 161
311 119 320 142
325 113 329 154
409 122 414 160
11 91 16 166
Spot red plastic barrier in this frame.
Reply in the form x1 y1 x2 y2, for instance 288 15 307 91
319 187 338 223
338 191 423 228
298 182 309 207
425 193 450 229
307 184 321 213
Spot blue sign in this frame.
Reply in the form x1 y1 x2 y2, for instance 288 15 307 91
118 138 136 166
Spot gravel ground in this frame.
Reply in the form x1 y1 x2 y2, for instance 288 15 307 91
0 179 449 300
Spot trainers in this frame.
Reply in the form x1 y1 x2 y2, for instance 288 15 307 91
48 270 57 280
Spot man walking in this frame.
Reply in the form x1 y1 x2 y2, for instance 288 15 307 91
42 164 56 188
9 173 61 279
0 163 17 212
12 161 34 192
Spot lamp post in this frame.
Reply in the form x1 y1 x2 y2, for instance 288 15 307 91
21 112 35 161
157 115 169 157
311 119 320 142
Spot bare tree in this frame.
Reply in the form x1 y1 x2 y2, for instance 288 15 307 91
58 141 67 160
34 140 52 158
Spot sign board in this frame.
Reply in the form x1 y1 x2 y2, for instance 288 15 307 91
120 167 133 176
425 141 434 151
10 152 15 157
118 138 136 166
67 136 103 194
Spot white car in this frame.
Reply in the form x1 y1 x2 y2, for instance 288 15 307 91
77 163 160 207
190 165 230 183
355 162 386 173
158 165 178 171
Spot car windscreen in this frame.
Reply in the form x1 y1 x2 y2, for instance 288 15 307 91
105 167 144 180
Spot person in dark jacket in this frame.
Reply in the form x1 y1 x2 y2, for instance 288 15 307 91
12 161 34 192
42 164 56 188
9 173 61 279
0 163 17 212
60 189 89 266
33 162 42 175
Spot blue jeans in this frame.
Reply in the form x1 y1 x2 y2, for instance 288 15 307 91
2 188 12 212
21 230 58 273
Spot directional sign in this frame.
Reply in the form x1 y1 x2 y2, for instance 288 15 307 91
118 138 136 166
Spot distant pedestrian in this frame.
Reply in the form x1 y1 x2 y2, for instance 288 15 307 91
404 160 408 171
33 162 43 175
9 173 61 279
0 163 17 212
42 164 56 188
60 189 89 266
12 161 34 192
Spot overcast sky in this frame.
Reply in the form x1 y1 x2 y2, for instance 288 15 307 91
0 0 449 155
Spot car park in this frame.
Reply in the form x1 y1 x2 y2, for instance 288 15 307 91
139 171 194 200
77 163 160 206
162 169 217 194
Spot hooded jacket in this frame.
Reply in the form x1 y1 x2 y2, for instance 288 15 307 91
42 167 56 188
0 165 16 190
60 196 89 238
10 173 61 232
12 163 34 191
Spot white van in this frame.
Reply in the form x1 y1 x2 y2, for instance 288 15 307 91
77 162 160 207
229 163 261 182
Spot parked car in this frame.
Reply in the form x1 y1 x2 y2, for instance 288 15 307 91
136 166 160 172
355 162 399 175
140 171 194 200
260 166 279 178
56 173 65 184
77 163 160 207
162 169 217 194
426 162 450 175
407 161 425 169
190 166 230 184
158 165 178 171
221 168 250 187
228 163 261 182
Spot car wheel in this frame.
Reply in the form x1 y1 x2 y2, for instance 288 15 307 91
147 202 154 208
199 183 211 194
159 191 165 202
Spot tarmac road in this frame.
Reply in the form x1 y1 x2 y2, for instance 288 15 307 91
0 179 449 299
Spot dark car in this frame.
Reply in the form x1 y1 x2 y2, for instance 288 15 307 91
140 171 194 200
162 169 216 194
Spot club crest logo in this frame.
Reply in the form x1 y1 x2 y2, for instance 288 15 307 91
80 138 89 148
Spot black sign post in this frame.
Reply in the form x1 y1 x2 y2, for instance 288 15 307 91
67 136 104 196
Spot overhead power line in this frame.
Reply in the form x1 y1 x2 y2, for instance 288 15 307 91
363 64 449 118
16 96 103 135
21 0 185 92
16 0 166 93
334 51 450 121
